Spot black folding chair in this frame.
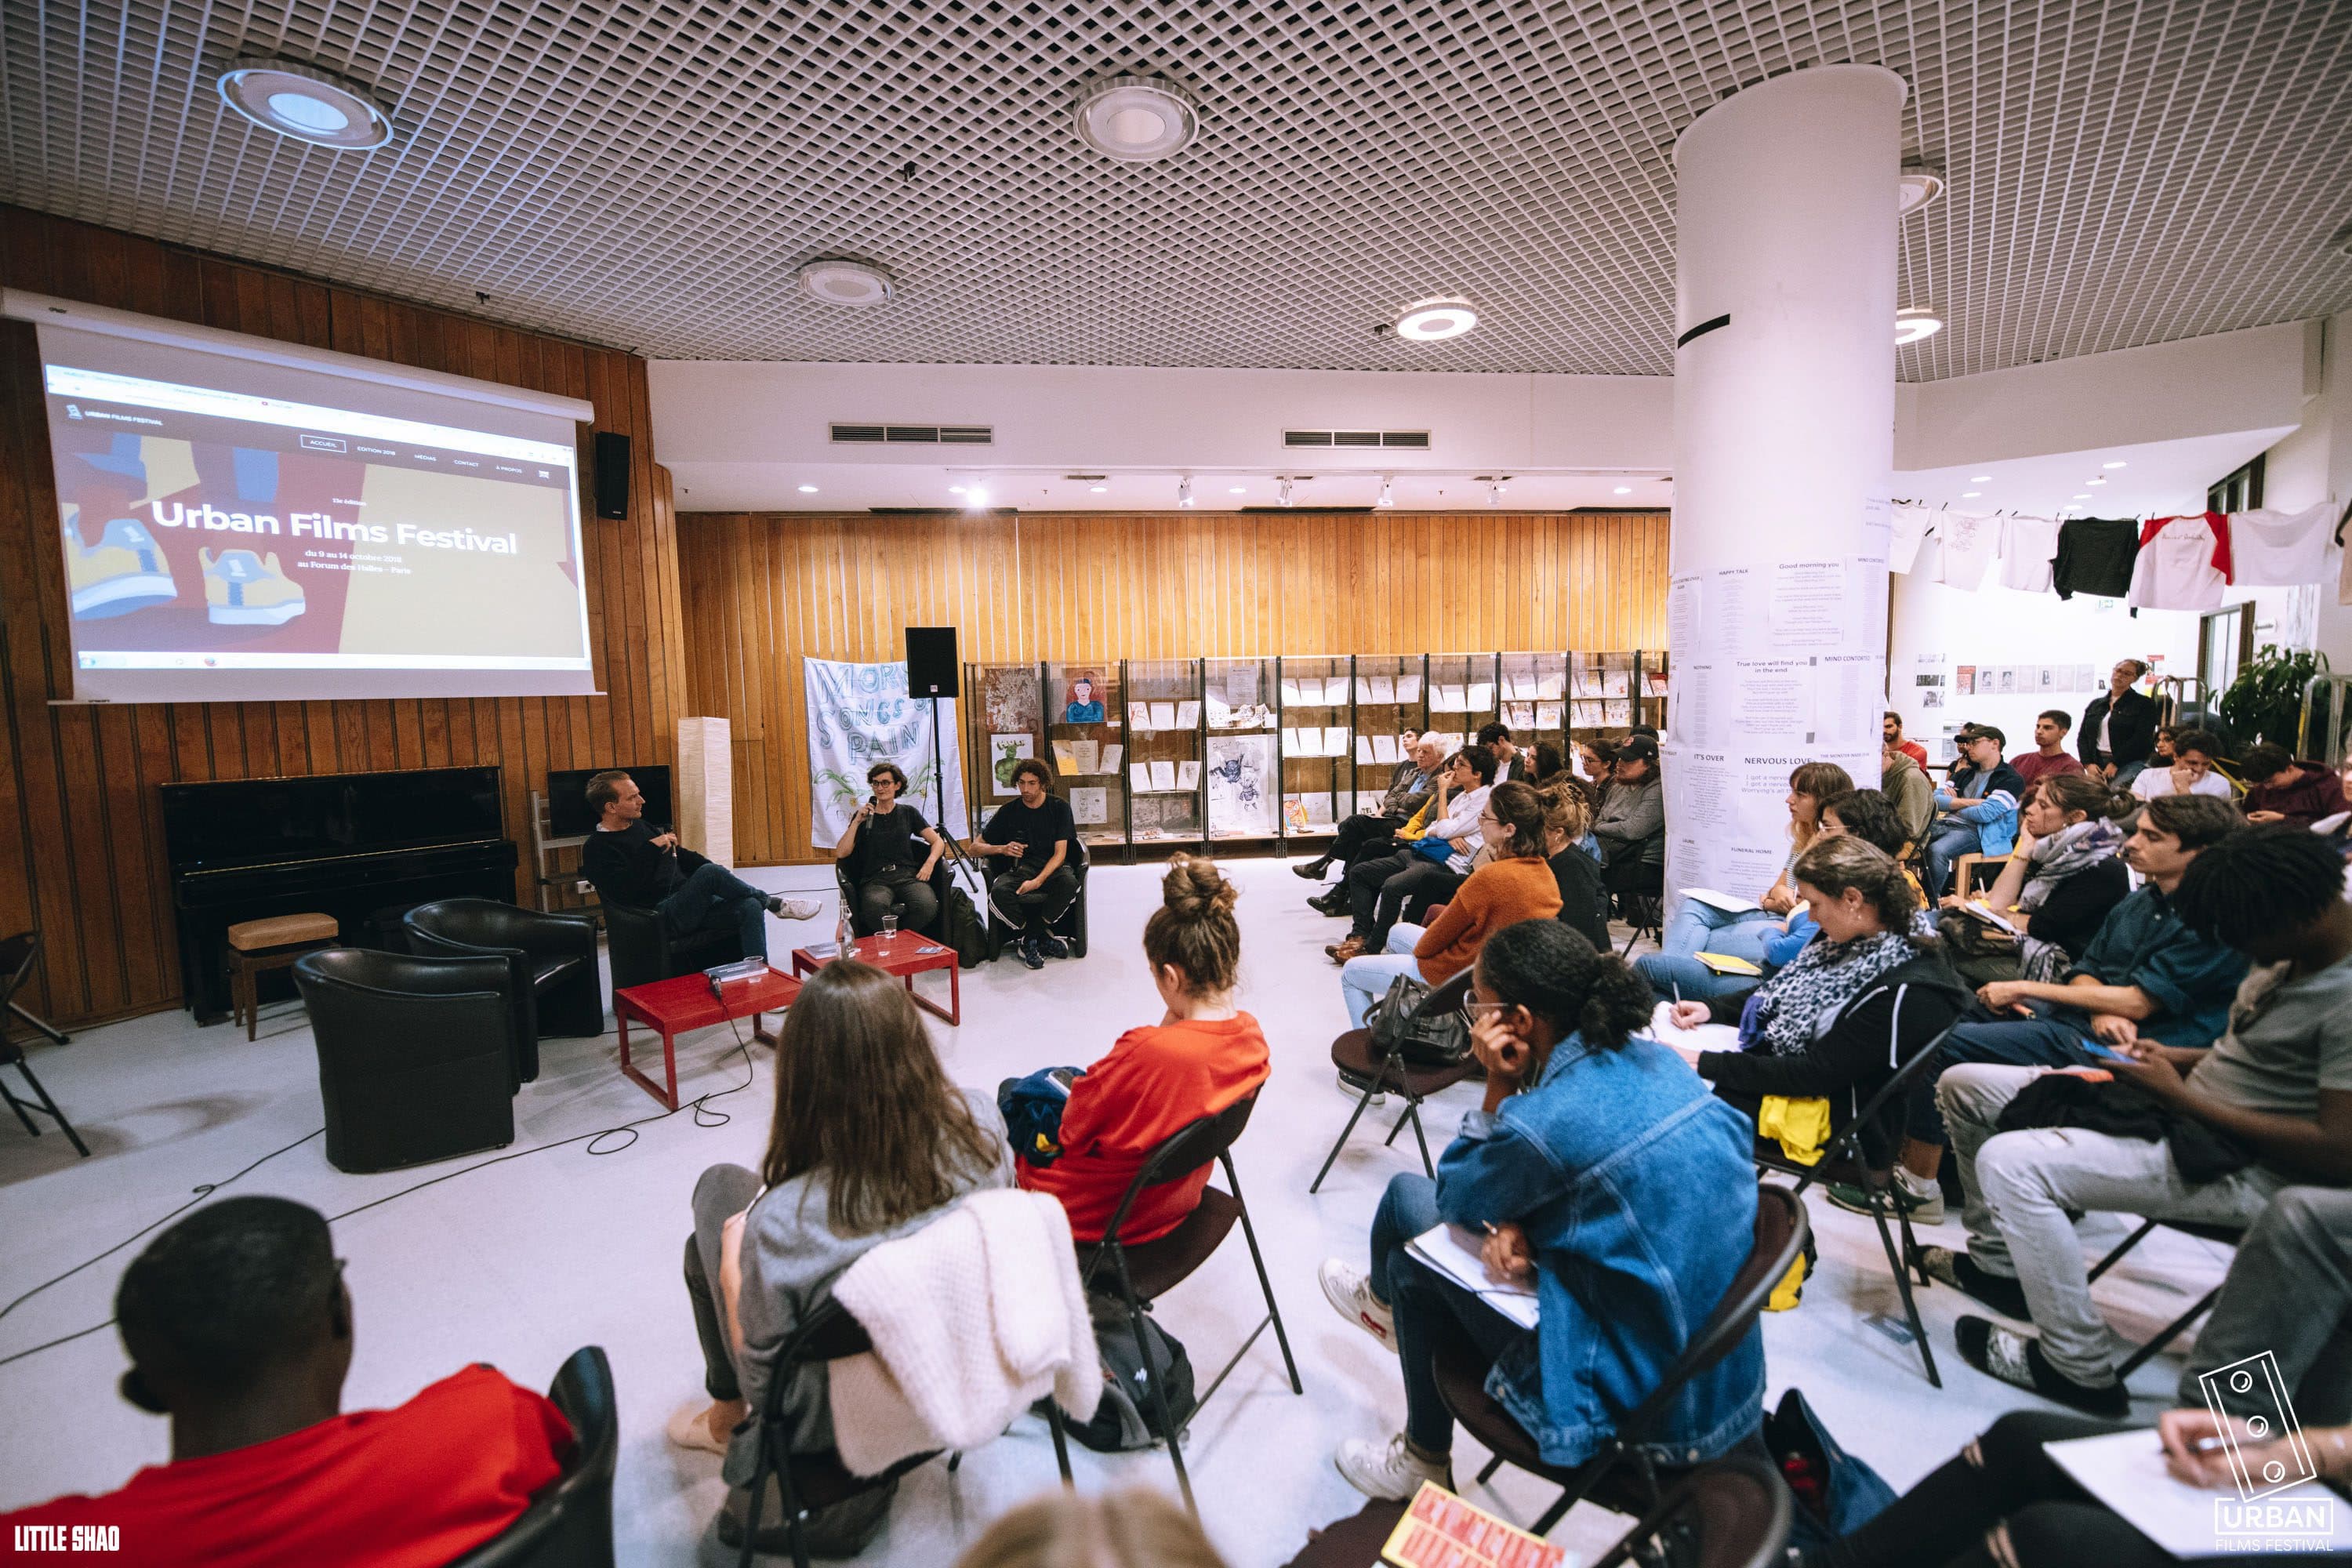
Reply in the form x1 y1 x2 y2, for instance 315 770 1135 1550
1588 1455 1794 1568
1311 971 1475 1194
1446 1185 1809 1534
1752 1022 1962 1388
448 1346 618 1567
0 932 86 1158
1078 1089 1301 1515
2085 1217 2245 1377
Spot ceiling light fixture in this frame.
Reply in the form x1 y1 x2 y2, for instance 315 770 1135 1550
217 56 395 149
1178 477 1194 508
948 485 967 495
795 257 895 307
2073 492 2091 500
1897 162 1945 215
1894 308 1943 345
1970 474 1993 483
964 485 989 510
797 484 818 494
1228 485 1247 495
2088 477 2107 485
1396 298 1479 342
1613 485 1632 495
2103 461 2128 470
1961 491 1981 499
1073 76 1200 163
1279 479 1294 507
1089 485 1107 494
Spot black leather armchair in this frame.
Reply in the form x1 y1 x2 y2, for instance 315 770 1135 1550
405 899 602 1086
602 900 747 1002
447 1346 618 1568
833 855 956 939
293 949 518 1174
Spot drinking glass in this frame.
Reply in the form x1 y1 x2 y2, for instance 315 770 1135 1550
880 913 898 947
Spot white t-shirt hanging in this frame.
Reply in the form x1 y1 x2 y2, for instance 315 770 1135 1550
1932 511 2001 590
1998 514 2060 593
1889 503 1934 575
2127 515 2225 611
2227 502 2336 586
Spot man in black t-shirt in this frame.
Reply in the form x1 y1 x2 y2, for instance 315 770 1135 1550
973 759 1079 969
578 771 818 958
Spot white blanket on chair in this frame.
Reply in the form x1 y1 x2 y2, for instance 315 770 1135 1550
827 1188 1102 1476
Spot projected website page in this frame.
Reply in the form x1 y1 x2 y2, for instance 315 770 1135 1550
47 360 593 700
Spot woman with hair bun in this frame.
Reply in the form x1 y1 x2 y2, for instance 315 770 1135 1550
1008 856 1268 1246
1321 920 1765 1501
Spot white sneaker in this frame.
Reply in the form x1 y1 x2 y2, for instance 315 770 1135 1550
1338 1068 1388 1108
769 897 822 920
1335 1432 1451 1501
665 1400 734 1454
1319 1258 1396 1349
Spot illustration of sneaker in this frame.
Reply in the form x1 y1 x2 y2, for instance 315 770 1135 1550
64 516 178 619
201 548 307 626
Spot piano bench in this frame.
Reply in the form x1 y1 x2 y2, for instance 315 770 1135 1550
226 914 340 1042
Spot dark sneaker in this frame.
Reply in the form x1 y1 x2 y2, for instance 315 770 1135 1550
1919 1247 2031 1319
1955 1316 2129 1417
1018 938 1044 971
1036 933 1071 960
1826 1178 1945 1225
1292 859 1330 880
1308 891 1349 916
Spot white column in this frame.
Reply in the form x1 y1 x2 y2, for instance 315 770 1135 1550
1664 64 1904 906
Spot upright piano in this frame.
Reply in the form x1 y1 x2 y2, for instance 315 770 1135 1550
162 766 518 1024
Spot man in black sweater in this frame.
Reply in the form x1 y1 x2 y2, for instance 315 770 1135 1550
579 771 818 958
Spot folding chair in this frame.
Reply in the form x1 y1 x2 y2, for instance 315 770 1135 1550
0 932 86 1158
1588 1455 1794 1568
1754 1022 1962 1388
2084 1217 2245 1378
1447 1185 1809 1534
1311 971 1475 1194
1078 1089 1301 1515
448 1346 618 1568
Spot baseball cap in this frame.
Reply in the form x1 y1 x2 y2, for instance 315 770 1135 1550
1617 734 1660 765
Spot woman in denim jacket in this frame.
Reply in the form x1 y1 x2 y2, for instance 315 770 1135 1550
1319 920 1766 1501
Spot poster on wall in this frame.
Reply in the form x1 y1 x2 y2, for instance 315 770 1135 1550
1205 734 1275 837
804 657 967 845
981 666 1039 735
988 733 1033 795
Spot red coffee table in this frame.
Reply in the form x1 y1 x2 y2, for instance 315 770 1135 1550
790 933 960 1025
614 966 802 1110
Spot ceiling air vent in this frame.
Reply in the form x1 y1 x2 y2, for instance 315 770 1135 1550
830 423 993 445
1283 430 1430 449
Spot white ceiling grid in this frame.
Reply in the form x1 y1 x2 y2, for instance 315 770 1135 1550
2 1 2347 379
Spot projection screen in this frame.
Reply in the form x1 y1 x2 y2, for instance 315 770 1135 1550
5 291 598 703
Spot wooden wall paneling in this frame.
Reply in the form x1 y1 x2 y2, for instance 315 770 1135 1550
0 205 687 1024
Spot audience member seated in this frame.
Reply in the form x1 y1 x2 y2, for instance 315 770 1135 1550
1635 762 1850 1002
1537 781 1611 952
1936 771 2133 985
1880 733 1935 851
2241 740 2351 827
956 1486 1229 1568
0 1196 573 1566
1007 857 1268 1245
1338 782 1559 1029
1329 748 1496 965
1591 733 1665 890
2147 723 2180 769
2130 725 2233 801
581 768 816 952
2078 658 2158 786
974 759 1082 970
2010 710 2085 788
671 960 1011 1552
1884 709 1930 771
832 760 946 936
1317 920 1762 1501
1664 837 1967 1166
2182 1184 2352 1425
1922 825 2352 1416
1294 735 1440 886
1819 788 1926 896
1529 739 1567 786
1859 793 2247 1223
1476 720 1519 782
1924 726 2025 898
1577 736 1618 810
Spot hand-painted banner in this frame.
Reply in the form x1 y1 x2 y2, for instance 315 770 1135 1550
803 658 967 846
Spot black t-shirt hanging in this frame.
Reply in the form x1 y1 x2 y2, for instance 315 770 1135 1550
982 795 1077 874
2052 517 2140 601
853 804 930 877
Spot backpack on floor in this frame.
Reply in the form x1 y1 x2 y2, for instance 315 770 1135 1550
1763 1387 1898 1555
941 878 994 968
1058 1292 1198 1452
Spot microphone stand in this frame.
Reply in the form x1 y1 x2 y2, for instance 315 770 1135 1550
928 694 982 896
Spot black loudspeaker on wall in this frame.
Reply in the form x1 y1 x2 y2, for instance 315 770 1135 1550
906 627 960 698
593 431 632 521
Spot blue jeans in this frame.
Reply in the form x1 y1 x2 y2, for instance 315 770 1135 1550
659 862 771 959
1636 902 1777 1001
1924 822 1980 899
1341 924 1424 1029
1371 1173 1530 1455
1904 1000 2099 1145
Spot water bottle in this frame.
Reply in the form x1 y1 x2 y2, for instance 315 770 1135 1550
835 898 851 956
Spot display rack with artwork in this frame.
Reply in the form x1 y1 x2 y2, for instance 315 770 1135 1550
1635 649 1669 735
969 661 1047 824
1276 654 1352 842
1124 658 1205 845
1346 655 1428 818
1569 651 1638 740
1044 660 1126 846
1424 652 1499 760
1206 657 1281 842
1500 651 1568 775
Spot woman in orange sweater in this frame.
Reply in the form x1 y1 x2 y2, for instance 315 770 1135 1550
1012 857 1270 1245
1340 782 1562 1028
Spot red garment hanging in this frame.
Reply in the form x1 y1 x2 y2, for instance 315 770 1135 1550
2140 511 2234 583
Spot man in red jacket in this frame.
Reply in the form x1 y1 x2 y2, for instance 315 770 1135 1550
1883 710 1930 771
0 1197 572 1567
2240 742 2351 828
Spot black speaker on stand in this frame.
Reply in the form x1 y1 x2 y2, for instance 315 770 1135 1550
905 627 976 880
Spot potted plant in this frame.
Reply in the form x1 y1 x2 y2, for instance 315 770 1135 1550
2217 644 2337 751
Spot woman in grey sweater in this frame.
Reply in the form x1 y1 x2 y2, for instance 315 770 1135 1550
672 959 1011 1552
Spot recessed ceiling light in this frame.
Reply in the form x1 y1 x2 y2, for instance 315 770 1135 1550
1396 298 1478 341
1089 485 1107 494
1898 163 1945 215
797 484 818 494
795 257 895 307
1613 485 1632 495
1969 474 1993 483
2103 461 2128 470
2088 477 2107 485
965 490 989 510
217 57 394 149
1961 491 1981 499
1895 308 1943 345
1073 76 1200 163
948 485 967 495
1228 485 1246 495
2073 493 2092 500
